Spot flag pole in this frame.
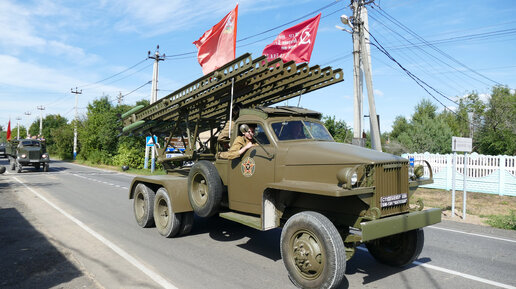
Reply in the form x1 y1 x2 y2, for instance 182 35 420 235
229 77 234 139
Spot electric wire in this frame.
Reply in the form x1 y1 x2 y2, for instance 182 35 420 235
372 4 502 86
78 58 149 89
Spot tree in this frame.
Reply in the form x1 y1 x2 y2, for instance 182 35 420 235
476 86 516 155
323 116 352 143
51 123 74 159
78 96 122 164
28 114 68 150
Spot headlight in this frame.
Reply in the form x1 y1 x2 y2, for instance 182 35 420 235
337 166 360 188
21 154 27 158
42 154 48 158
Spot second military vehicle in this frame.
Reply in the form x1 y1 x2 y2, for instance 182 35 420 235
121 54 441 289
6 139 50 173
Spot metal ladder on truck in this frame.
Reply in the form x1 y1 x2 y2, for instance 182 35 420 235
121 53 344 170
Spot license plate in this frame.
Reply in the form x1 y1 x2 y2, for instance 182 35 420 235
380 193 408 208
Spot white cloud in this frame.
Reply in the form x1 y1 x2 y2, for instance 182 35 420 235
374 89 384 97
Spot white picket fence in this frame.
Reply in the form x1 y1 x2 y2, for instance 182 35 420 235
401 152 516 196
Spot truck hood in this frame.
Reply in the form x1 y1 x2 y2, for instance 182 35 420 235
283 141 406 165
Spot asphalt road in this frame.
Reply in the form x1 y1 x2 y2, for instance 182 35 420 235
1 159 515 289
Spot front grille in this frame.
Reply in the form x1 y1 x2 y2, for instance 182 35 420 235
374 162 409 216
29 151 40 160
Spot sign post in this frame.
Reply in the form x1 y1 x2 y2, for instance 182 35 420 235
451 137 472 219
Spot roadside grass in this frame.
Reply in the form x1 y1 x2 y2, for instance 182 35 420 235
412 188 516 230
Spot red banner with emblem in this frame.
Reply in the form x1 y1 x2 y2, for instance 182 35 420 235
193 4 238 75
262 13 321 63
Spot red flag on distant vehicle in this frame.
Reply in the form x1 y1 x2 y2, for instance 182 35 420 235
193 4 238 75
262 13 321 63
6 119 11 141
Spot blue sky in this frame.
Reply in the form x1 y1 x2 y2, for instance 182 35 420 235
1 0 515 134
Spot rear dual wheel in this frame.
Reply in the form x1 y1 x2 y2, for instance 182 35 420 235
133 183 155 228
154 188 194 238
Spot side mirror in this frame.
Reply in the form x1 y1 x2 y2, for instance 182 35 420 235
239 124 249 134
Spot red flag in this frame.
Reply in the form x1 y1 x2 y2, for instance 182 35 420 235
262 13 321 63
6 119 11 141
193 4 238 75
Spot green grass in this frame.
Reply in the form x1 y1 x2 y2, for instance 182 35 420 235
482 211 516 230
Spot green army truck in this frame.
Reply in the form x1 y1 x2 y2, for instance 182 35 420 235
6 139 50 173
122 54 441 289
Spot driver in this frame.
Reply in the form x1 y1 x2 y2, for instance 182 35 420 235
217 124 256 159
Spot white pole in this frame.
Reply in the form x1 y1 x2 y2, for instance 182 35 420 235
74 94 78 159
463 153 468 220
451 151 457 217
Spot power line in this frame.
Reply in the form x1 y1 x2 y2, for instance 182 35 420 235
371 4 502 86
78 58 149 88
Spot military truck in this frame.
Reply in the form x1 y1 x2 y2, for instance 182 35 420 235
121 54 441 289
6 139 50 173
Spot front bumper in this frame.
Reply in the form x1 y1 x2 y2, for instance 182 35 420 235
360 208 441 242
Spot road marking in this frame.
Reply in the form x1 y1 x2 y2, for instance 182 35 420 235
429 226 516 243
357 247 515 289
13 176 179 289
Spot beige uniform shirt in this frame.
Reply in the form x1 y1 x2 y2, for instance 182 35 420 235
218 136 250 160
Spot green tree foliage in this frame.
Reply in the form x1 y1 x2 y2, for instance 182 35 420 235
77 97 123 164
476 86 516 155
323 116 352 143
51 123 74 159
390 99 453 154
28 114 68 150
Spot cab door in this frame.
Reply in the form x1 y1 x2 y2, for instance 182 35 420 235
227 123 275 215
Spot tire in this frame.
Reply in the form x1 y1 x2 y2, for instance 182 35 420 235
179 211 194 236
280 211 346 289
153 188 182 238
43 164 49 172
366 228 424 267
187 161 223 218
133 183 155 228
16 163 22 173
10 158 15 170
35 163 41 170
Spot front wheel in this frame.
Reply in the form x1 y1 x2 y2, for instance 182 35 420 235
366 228 424 267
187 161 223 218
280 211 346 289
153 188 182 238
43 163 49 172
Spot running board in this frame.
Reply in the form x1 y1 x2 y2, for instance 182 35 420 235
219 211 262 230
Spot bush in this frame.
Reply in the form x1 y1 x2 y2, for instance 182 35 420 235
112 142 146 169
483 211 516 230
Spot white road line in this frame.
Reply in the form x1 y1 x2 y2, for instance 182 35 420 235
429 226 516 243
13 176 179 289
357 247 515 289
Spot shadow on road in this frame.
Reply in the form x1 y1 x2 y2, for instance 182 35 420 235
0 207 83 289
188 216 282 261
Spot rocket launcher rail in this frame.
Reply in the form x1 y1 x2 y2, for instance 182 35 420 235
122 53 343 135
120 53 343 165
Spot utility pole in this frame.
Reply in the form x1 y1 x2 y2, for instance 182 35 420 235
117 92 123 105
148 45 165 104
338 0 382 151
37 105 45 136
16 117 21 139
24 111 31 138
71 87 82 160
146 45 165 172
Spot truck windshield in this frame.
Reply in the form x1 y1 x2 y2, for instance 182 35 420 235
21 140 40 147
271 121 333 141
